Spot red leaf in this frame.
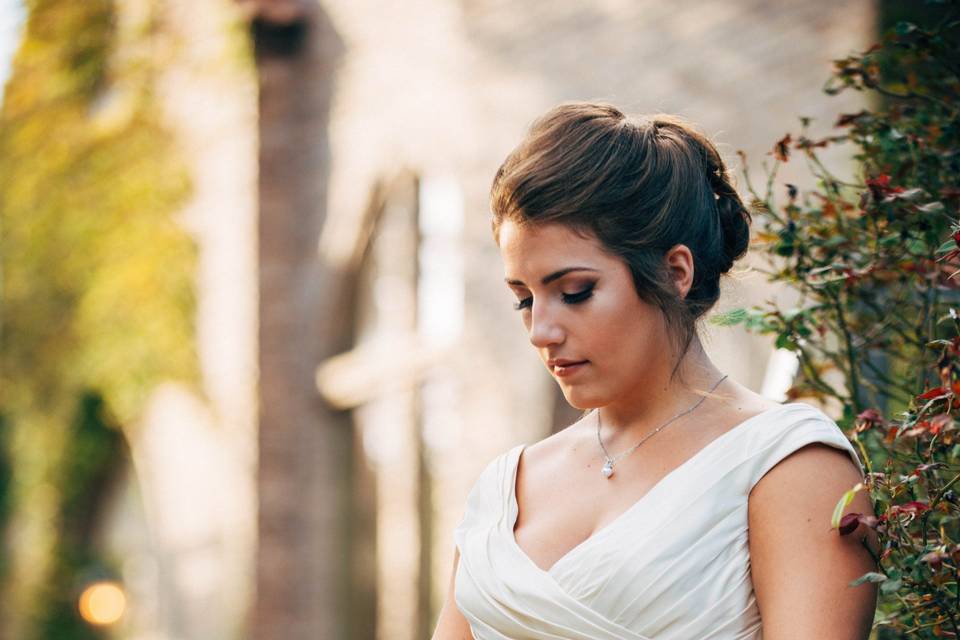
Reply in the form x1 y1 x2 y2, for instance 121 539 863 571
855 408 885 433
928 413 954 436
867 174 891 189
917 386 947 400
835 110 868 127
920 550 945 571
772 133 792 162
889 501 930 516
866 174 896 201
937 248 960 263
885 426 899 444
945 337 960 358
839 512 861 535
941 186 960 199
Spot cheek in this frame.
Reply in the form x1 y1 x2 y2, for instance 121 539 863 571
586 298 661 362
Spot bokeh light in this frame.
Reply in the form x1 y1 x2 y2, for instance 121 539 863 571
78 581 126 626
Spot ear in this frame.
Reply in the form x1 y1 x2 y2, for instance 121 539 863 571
664 244 695 299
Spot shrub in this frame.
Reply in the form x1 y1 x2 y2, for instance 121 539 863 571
715 2 960 637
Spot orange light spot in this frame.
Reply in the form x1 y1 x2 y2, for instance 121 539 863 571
78 581 126 626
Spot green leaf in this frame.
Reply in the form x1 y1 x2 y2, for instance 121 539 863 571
775 333 793 350
782 307 807 322
850 571 888 587
831 483 864 528
894 21 918 36
879 233 902 247
906 238 927 254
775 241 795 257
892 188 927 202
935 238 956 254
915 201 944 214
880 577 903 594
709 308 748 327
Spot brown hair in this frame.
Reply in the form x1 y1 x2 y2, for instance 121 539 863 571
490 101 751 383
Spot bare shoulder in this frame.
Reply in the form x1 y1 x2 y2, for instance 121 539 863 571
517 411 593 473
717 383 782 418
705 385 783 438
749 441 871 520
748 441 879 638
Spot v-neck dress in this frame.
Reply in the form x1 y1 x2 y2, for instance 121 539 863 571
452 402 865 639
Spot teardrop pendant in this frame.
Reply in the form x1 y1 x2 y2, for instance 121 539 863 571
601 460 614 479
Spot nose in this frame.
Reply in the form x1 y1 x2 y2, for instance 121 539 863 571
527 302 565 349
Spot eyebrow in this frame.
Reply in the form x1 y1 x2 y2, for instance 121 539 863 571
504 267 599 287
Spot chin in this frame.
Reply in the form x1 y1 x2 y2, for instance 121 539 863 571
559 386 605 410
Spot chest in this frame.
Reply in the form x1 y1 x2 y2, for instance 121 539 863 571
498 446 760 632
511 438 715 575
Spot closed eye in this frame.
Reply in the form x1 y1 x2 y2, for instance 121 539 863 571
513 297 531 311
562 286 595 305
513 285 595 311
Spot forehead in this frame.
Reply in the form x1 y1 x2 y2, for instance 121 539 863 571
498 220 608 278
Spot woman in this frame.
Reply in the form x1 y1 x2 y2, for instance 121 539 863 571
432 102 878 639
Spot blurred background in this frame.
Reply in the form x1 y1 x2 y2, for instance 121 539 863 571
0 0 926 638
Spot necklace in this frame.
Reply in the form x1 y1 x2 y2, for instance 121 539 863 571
596 374 728 479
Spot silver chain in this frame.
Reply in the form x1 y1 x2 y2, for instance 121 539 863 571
596 374 728 473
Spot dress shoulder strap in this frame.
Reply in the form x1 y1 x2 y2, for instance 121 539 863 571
744 402 865 492
453 444 524 551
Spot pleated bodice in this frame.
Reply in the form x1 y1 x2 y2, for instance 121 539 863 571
453 402 864 639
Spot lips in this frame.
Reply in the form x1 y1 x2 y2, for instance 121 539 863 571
547 358 587 367
549 359 589 376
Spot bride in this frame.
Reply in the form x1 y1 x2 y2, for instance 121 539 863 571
431 102 878 639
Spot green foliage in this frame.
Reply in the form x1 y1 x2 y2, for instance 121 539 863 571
712 2 960 636
1 1 198 427
0 0 198 636
0 413 12 583
34 392 125 640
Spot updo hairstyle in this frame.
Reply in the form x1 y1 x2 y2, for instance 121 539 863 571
490 102 752 382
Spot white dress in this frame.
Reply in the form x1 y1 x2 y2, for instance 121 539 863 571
453 402 865 639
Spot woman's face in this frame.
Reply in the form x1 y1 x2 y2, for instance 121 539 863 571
497 219 676 410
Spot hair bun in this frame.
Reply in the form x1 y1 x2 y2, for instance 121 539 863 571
715 189 751 273
705 161 751 274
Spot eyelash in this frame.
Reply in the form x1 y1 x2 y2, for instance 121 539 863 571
513 284 595 311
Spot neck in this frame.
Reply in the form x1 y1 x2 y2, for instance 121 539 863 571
596 337 727 444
